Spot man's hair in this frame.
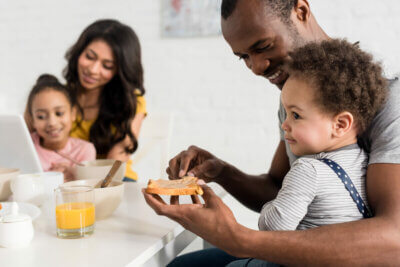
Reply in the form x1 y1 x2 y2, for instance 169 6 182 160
221 0 298 23
284 39 387 134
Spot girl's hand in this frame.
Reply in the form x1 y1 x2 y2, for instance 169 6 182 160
50 163 76 182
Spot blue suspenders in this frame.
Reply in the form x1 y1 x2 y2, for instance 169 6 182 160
318 158 373 218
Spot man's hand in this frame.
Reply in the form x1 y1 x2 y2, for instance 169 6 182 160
166 141 289 212
142 182 244 254
166 146 226 183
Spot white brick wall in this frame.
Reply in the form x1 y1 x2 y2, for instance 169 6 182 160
0 0 399 174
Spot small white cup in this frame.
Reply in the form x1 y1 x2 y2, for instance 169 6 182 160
40 172 64 196
0 202 34 248
10 174 45 206
39 172 64 218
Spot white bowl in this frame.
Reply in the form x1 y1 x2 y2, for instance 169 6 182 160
62 178 124 220
75 159 126 182
0 168 20 201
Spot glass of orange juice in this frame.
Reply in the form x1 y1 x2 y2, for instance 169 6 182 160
55 185 95 238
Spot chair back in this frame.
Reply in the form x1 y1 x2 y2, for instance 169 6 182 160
131 112 173 183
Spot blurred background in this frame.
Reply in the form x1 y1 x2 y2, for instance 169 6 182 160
0 0 399 175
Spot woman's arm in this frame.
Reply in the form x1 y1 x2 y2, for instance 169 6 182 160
131 112 145 138
106 112 146 161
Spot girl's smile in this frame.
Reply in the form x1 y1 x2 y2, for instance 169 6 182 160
31 90 76 151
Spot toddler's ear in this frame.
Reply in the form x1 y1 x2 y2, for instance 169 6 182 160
332 111 354 138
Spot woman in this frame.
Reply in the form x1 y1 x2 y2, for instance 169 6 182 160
64 19 146 179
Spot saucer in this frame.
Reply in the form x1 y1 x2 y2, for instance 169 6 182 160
0 202 41 221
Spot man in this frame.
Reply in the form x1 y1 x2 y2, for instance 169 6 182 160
143 0 400 265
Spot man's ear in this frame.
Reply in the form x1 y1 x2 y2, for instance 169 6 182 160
332 111 354 138
294 0 311 22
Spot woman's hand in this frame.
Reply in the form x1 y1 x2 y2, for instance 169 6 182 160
106 137 132 162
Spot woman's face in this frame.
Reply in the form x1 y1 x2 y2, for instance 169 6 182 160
77 40 117 91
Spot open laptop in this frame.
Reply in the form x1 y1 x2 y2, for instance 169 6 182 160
0 114 43 173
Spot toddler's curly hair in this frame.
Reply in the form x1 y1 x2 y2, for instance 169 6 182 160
284 39 387 133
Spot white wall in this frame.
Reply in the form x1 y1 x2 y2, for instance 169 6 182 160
0 0 399 174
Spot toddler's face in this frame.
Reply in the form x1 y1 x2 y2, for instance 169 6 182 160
281 77 335 156
31 89 75 150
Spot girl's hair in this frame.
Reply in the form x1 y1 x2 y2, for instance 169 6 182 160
63 19 145 155
27 74 74 116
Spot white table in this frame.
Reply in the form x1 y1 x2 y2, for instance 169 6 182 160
0 182 227 267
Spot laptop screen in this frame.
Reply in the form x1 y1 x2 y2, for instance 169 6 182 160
0 114 43 173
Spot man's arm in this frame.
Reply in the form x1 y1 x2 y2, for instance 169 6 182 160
234 163 400 265
217 140 290 211
167 141 290 212
144 163 400 266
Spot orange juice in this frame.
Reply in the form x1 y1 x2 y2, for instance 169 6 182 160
56 202 95 230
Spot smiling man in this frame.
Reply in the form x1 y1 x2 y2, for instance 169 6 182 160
143 0 400 266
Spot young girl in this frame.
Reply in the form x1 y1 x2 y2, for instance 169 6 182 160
26 74 96 181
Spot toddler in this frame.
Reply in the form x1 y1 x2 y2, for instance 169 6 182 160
26 74 96 181
259 39 387 230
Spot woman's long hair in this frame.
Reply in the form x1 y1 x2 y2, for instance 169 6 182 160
63 19 145 155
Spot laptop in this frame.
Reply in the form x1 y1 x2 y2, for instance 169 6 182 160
0 114 43 173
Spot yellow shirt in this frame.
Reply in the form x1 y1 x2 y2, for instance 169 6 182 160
69 94 146 181
70 94 146 141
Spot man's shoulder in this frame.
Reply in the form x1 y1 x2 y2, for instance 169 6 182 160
387 75 400 93
360 74 400 163
370 75 400 123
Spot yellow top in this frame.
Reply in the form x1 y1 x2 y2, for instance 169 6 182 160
69 93 145 180
70 94 146 141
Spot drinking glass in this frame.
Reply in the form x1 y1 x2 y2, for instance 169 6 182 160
55 185 95 238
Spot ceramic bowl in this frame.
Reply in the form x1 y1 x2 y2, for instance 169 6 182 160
0 168 20 201
62 178 124 220
75 159 126 182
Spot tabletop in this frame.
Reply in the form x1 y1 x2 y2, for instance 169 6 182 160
0 182 226 267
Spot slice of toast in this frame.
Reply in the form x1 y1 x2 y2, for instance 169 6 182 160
145 176 204 195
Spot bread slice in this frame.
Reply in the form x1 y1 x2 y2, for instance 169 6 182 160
145 176 204 195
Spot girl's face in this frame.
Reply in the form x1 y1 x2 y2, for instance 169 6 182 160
31 89 76 150
281 77 336 156
77 40 117 91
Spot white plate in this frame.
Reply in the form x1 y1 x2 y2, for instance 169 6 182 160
0 202 41 221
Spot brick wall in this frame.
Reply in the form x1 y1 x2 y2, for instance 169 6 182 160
0 0 399 174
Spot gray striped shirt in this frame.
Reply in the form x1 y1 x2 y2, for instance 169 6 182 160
258 144 369 231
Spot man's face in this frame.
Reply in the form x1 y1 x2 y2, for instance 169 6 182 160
221 0 304 89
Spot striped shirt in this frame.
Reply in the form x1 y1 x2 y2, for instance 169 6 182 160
258 144 369 231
